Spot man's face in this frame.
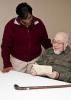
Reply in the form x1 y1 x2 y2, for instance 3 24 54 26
52 39 64 54
20 13 33 27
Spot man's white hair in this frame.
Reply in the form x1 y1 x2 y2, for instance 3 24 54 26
54 32 69 50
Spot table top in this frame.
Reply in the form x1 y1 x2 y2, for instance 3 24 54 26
0 70 71 100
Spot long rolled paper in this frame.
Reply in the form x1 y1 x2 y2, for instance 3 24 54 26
14 84 71 90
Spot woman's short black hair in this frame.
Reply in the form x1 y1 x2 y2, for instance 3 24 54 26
16 2 32 19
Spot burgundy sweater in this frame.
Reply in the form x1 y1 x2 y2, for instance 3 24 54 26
1 16 52 68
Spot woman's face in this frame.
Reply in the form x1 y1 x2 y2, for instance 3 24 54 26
20 13 33 27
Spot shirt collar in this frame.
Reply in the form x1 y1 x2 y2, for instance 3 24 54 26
14 19 20 25
14 16 40 28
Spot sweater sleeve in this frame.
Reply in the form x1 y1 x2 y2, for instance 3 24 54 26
36 49 49 65
58 72 71 83
1 21 13 68
52 65 71 82
40 21 52 49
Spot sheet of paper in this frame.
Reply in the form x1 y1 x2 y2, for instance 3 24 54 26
32 64 52 75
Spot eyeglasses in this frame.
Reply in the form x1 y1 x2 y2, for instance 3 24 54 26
52 39 64 45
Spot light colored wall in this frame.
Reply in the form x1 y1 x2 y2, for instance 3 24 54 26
0 0 71 68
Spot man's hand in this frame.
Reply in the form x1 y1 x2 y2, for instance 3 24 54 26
31 68 37 75
2 67 13 73
45 71 59 79
31 68 59 79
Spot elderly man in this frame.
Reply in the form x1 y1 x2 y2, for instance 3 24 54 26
31 32 71 83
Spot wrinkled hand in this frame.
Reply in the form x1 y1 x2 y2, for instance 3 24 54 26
31 68 37 75
45 71 59 79
2 67 13 73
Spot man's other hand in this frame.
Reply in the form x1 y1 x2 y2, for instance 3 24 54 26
2 67 13 73
45 71 59 79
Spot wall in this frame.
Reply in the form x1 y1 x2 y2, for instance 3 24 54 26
0 0 71 68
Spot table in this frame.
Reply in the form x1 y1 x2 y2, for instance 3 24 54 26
0 70 71 100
